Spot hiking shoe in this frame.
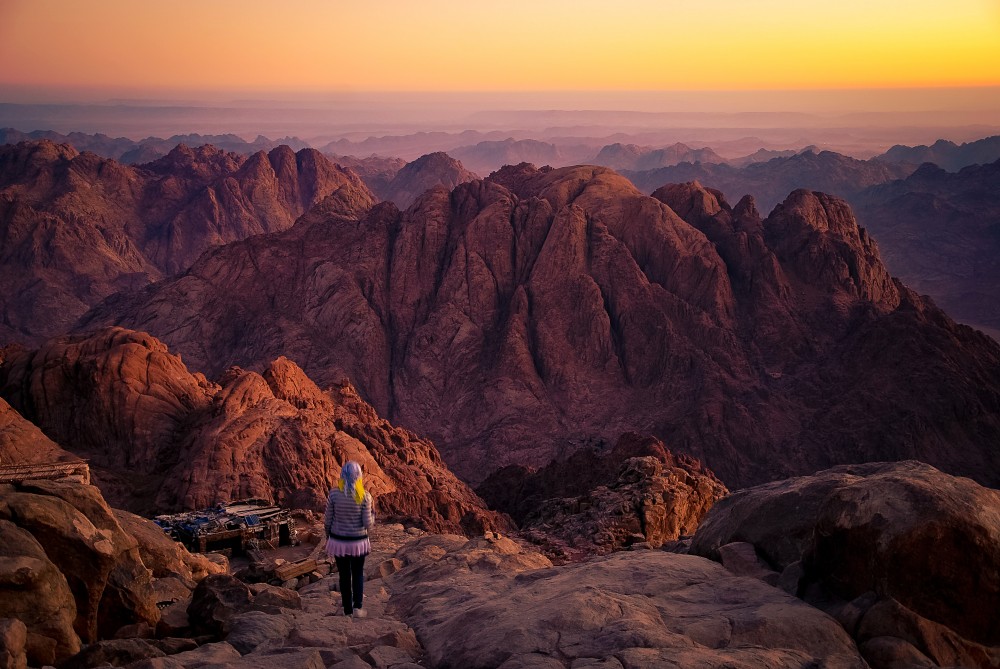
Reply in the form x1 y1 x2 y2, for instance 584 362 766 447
352 608 367 619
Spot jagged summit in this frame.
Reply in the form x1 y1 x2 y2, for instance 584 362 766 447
77 164 1000 488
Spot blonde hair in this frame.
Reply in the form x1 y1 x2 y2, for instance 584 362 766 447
338 461 365 504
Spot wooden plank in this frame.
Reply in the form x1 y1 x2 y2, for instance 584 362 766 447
274 558 319 581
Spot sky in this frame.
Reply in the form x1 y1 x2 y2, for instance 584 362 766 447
2 0 999 99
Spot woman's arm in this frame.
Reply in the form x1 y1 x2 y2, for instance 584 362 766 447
323 490 336 537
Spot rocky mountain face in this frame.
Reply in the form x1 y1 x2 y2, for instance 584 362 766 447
79 164 1000 489
377 152 478 209
852 160 1000 336
0 327 507 534
0 140 375 346
478 433 727 558
878 135 1000 172
594 141 726 171
623 149 913 212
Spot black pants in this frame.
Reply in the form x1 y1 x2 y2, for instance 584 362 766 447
334 555 366 614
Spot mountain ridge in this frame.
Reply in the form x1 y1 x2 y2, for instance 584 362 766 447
77 164 1000 488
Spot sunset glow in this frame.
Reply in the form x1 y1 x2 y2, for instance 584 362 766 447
2 0 999 96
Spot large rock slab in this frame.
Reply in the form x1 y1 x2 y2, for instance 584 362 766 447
386 534 865 668
691 460 1000 667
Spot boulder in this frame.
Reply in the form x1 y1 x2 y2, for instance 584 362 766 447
248 584 302 611
691 461 1000 666
166 641 242 666
225 611 293 655
0 519 80 666
60 638 164 669
187 575 252 637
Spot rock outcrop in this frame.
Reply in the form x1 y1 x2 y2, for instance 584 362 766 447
78 164 1000 489
379 152 477 209
0 327 508 534
0 480 161 666
478 433 727 558
0 395 80 467
690 461 1000 669
0 140 374 344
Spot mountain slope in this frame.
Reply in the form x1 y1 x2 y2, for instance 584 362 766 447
79 165 1000 488
0 140 374 345
0 327 507 533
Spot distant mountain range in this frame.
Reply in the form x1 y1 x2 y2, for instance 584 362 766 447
853 160 1000 336
13 126 1000 177
877 136 1000 171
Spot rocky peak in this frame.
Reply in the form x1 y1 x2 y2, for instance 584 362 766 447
732 193 762 229
765 189 900 311
381 151 478 209
77 166 1000 490
652 180 728 223
144 144 244 181
0 140 79 188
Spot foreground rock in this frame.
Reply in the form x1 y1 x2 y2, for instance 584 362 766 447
0 327 508 534
479 433 727 558
384 533 866 668
691 460 1000 668
0 480 159 666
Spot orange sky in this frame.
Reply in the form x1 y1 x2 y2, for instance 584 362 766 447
1 0 999 96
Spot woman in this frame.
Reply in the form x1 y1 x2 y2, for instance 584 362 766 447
324 460 375 617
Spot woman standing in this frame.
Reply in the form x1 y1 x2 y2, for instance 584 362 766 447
324 460 375 617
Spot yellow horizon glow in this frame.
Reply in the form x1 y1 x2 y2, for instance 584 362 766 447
1 0 998 94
